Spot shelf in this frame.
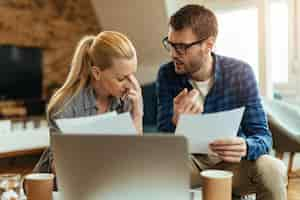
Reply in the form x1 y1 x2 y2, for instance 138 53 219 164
0 147 45 159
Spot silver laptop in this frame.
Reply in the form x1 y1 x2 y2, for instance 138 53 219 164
51 134 190 200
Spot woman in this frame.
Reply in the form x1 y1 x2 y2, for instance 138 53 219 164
34 31 143 179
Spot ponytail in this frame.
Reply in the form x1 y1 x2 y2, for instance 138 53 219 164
47 36 95 120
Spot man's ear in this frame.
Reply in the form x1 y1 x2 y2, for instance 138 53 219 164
91 66 102 81
205 36 216 54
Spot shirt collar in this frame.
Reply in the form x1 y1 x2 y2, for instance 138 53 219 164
83 86 126 112
212 52 222 85
181 52 221 87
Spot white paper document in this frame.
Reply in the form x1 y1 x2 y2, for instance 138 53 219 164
56 111 117 128
175 107 245 154
55 112 137 135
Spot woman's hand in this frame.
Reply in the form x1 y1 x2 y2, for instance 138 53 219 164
126 75 143 134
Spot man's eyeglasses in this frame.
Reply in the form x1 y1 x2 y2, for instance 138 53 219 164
162 36 207 55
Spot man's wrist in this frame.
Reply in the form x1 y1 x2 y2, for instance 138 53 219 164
172 113 179 126
242 139 249 160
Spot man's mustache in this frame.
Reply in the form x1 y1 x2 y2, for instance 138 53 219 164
173 58 184 64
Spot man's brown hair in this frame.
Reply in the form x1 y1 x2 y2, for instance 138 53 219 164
170 4 218 40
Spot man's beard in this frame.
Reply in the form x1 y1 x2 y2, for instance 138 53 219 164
174 52 207 75
174 61 186 74
174 59 205 76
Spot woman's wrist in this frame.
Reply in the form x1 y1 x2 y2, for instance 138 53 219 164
133 115 143 135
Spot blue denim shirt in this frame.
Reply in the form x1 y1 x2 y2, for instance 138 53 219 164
156 53 272 160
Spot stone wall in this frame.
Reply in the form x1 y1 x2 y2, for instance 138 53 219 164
0 0 101 99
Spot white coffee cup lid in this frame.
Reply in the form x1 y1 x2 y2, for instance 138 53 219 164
25 173 54 180
200 170 233 179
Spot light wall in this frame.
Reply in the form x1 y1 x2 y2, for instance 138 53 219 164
90 0 171 85
165 0 204 16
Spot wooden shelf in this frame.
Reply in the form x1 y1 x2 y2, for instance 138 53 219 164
0 148 45 159
0 148 45 175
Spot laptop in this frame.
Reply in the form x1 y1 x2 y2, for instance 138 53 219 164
51 134 190 200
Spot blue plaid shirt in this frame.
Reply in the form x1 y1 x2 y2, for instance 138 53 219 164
156 53 272 160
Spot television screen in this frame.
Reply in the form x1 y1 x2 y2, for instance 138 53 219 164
0 45 42 100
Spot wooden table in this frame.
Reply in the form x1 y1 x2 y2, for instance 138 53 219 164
52 189 203 200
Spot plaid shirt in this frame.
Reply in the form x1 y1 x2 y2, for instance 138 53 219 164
156 53 272 160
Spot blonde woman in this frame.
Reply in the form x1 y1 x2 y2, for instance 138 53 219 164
34 31 143 183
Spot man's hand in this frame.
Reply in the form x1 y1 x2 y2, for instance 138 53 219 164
172 88 203 125
209 137 247 163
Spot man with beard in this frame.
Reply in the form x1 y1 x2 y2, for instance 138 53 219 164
156 4 287 200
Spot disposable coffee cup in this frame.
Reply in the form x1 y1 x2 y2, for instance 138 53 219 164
200 170 233 200
23 173 54 200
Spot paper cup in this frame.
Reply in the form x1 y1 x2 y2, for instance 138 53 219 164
200 170 233 200
23 173 54 200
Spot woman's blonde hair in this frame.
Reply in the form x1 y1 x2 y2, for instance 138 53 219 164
47 31 136 119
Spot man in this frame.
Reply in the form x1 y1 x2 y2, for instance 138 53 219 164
156 4 287 200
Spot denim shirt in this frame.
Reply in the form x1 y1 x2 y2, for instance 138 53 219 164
156 53 272 160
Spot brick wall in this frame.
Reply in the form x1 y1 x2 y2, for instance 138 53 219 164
0 0 101 99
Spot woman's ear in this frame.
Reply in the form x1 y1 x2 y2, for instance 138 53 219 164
91 66 101 81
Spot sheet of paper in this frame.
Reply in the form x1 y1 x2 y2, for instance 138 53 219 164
175 107 245 154
190 188 202 200
56 111 117 128
55 112 137 135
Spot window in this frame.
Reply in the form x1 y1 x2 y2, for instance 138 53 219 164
212 0 289 85
202 0 296 99
215 7 259 79
270 0 288 83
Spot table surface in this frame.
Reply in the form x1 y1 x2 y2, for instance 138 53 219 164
52 189 203 200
